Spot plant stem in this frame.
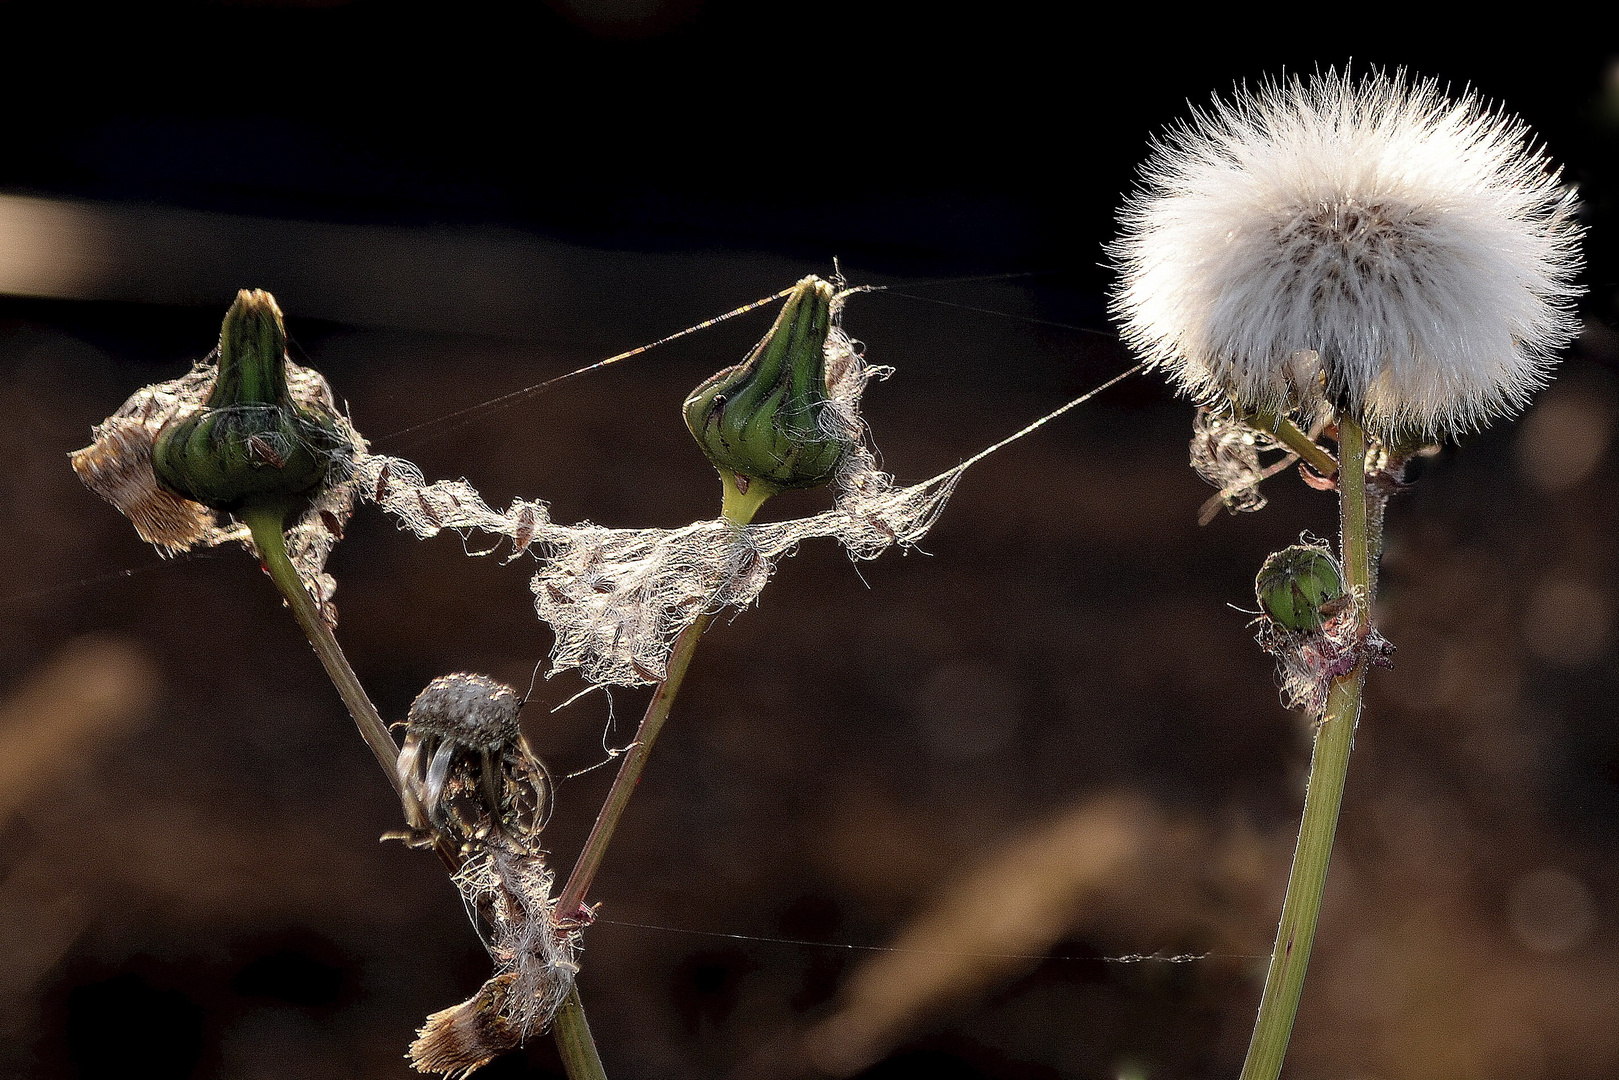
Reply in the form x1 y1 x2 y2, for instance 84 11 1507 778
242 507 410 799
1337 418 1371 610
1237 415 1372 1080
554 987 608 1080
243 507 459 876
1243 408 1340 480
246 506 612 1077
556 469 769 919
552 471 771 1079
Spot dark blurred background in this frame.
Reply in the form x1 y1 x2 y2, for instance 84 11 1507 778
4 4 1619 1079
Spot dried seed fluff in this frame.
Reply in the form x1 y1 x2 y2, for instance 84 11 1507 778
1110 69 1584 439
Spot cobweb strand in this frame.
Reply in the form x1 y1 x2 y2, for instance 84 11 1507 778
353 346 1137 689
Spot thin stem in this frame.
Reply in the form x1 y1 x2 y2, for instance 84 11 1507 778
1242 408 1340 480
553 987 608 1080
1237 415 1372 1080
556 610 714 917
243 507 409 797
556 470 768 919
247 507 611 1077
242 507 454 873
552 473 771 1080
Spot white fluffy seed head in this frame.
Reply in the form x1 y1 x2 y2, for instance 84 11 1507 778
1110 69 1585 439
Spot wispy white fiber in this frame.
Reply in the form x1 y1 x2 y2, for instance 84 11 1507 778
1110 69 1584 438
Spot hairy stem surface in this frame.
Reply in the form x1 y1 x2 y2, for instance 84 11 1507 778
1237 415 1373 1080
554 986 609 1080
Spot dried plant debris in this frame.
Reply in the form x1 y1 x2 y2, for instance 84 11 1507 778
398 675 580 1077
71 356 367 616
356 322 964 688
1190 407 1283 516
410 843 582 1078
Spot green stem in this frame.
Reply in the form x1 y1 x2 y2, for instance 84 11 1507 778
550 471 771 1080
247 506 612 1077
555 470 768 920
554 608 715 921
1242 408 1340 480
1237 415 1372 1080
242 506 411 799
553 987 608 1080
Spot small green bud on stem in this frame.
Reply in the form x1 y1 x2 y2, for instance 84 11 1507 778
684 276 849 501
153 289 345 523
1256 544 1345 632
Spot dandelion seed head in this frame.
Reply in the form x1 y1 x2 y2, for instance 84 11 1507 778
1110 69 1584 438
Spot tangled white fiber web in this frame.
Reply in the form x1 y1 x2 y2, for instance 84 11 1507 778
463 843 579 1031
355 321 967 688
77 295 1132 689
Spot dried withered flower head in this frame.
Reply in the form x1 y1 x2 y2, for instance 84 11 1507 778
397 673 548 841
1110 69 1584 439
399 674 578 1078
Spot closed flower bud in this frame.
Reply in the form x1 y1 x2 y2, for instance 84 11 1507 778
1256 544 1345 633
153 289 345 518
683 275 850 493
398 674 549 841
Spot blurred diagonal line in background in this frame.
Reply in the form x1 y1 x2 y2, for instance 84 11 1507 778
792 795 1275 1078
0 192 823 340
0 638 159 1012
0 636 159 823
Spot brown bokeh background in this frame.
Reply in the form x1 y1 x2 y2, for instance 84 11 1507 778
3 6 1619 1079
6 260 1619 1080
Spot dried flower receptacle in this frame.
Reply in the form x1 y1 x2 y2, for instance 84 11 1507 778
397 673 549 842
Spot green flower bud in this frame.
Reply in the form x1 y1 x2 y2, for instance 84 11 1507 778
1256 544 1346 632
683 275 850 494
152 290 344 519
